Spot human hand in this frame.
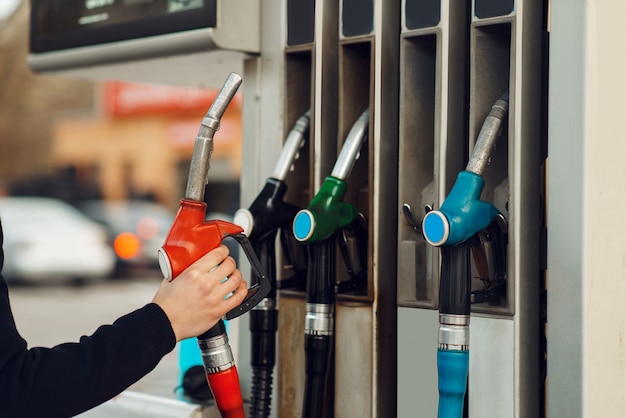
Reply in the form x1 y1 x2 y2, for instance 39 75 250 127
152 244 248 341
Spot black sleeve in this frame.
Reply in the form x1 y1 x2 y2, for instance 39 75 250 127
0 220 177 418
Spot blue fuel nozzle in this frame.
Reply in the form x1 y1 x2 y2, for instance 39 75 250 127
422 92 509 247
422 171 500 247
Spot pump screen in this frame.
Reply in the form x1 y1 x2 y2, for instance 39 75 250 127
30 0 217 53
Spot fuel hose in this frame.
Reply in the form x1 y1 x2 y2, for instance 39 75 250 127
422 92 509 418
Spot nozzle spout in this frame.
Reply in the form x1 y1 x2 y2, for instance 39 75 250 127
206 72 243 123
272 110 310 181
330 108 369 181
185 72 243 201
465 92 509 177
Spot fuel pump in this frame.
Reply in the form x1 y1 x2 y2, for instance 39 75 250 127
421 92 509 418
233 110 310 418
292 108 369 418
158 72 271 418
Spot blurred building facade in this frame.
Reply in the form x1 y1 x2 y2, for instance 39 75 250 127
52 82 242 208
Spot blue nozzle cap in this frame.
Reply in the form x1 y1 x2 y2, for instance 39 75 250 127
423 211 450 246
293 210 315 242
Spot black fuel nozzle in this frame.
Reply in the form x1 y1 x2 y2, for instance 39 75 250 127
234 110 310 292
232 110 310 418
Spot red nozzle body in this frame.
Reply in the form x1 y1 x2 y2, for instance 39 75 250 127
158 199 244 281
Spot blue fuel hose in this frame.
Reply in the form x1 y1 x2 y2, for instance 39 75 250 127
437 350 469 418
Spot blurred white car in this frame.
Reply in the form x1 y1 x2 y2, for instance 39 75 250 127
0 196 116 283
77 200 175 274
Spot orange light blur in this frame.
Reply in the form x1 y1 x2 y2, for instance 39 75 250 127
113 232 141 259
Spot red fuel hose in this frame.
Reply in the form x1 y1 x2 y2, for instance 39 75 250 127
207 366 246 418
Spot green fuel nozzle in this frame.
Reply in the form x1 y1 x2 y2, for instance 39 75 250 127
293 109 369 243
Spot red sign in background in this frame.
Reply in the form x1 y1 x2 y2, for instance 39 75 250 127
102 81 241 118
101 81 242 150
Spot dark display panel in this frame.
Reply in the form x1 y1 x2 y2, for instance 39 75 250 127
405 0 441 30
475 0 515 19
30 0 217 53
287 0 315 46
342 0 374 37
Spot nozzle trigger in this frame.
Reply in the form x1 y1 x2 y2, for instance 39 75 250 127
224 234 271 320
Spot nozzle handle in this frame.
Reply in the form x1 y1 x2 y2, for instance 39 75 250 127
439 239 473 316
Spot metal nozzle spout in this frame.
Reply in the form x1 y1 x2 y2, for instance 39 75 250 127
185 72 243 201
330 108 369 181
205 72 244 123
465 92 509 177
272 110 311 181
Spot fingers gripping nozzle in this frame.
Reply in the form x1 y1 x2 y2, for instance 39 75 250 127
158 200 244 282
158 200 271 320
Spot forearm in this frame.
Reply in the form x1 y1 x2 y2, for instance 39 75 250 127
0 302 176 418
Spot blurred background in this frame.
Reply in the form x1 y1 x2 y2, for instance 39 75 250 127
1 2 245 410
0 0 243 285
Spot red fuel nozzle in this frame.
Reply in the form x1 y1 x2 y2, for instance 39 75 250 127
158 199 244 281
158 73 269 418
158 198 270 319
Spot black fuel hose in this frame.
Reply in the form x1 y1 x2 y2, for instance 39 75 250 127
302 237 336 418
249 230 279 418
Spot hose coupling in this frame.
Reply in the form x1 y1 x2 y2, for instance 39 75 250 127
438 314 469 351
304 303 334 336
252 297 277 311
198 333 235 373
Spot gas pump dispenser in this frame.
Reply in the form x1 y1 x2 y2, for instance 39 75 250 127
158 72 271 418
233 110 310 418
292 108 369 418
422 92 509 418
